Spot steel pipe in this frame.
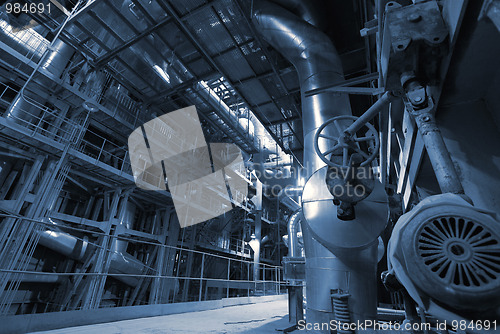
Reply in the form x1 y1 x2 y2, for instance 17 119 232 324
413 111 465 194
4 27 75 126
287 210 301 258
37 202 145 287
269 0 327 30
253 2 379 330
253 1 352 177
344 91 397 136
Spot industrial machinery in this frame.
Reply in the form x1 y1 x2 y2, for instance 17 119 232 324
389 194 500 313
272 0 500 332
0 0 499 333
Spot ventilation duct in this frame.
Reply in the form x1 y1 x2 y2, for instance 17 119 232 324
6 40 74 124
4 25 75 127
0 18 49 63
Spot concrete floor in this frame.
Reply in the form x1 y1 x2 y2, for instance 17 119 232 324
30 299 291 334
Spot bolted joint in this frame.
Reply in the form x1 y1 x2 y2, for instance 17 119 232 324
413 112 441 136
400 72 428 108
407 87 427 108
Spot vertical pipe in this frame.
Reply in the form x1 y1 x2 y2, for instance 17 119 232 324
6 30 75 125
253 2 379 330
253 179 263 282
287 210 301 258
253 211 262 281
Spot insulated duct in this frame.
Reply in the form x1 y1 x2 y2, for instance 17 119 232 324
37 202 144 287
0 17 48 63
252 1 352 176
0 13 144 287
108 201 145 287
4 25 75 126
269 0 327 30
253 2 378 329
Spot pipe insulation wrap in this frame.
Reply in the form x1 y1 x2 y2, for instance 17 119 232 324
253 2 378 330
252 0 351 178
287 210 302 257
37 202 145 286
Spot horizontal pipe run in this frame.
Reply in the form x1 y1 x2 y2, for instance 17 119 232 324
304 72 381 97
0 212 282 269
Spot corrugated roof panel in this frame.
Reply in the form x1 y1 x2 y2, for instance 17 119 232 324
76 15 121 51
169 0 207 16
281 70 300 91
212 2 252 44
237 80 271 106
186 10 234 55
261 77 288 100
187 58 213 78
134 0 166 23
116 48 167 92
156 23 200 62
214 49 254 82
239 43 271 74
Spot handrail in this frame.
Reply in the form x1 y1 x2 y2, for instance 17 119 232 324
0 210 282 269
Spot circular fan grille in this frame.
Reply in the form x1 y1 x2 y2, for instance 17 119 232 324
417 216 500 288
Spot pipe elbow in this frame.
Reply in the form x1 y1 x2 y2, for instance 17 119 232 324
252 1 343 79
254 0 326 30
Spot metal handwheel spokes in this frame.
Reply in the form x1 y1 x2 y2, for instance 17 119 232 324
314 115 380 168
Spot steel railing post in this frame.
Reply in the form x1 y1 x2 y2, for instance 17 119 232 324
199 253 205 301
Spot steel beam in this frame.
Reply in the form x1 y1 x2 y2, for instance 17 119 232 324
157 0 292 152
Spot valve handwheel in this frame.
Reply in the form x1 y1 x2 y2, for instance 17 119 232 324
314 115 379 168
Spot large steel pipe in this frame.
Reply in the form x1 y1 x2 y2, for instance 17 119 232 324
37 202 144 287
4 27 75 126
253 2 378 330
253 2 352 177
269 0 327 30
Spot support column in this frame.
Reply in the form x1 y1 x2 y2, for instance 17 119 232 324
149 208 171 304
163 211 180 303
181 225 197 302
81 189 122 309
252 179 263 283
